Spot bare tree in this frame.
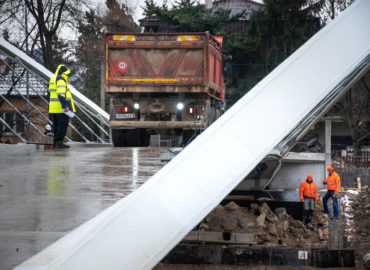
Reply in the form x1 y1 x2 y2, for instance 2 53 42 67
0 0 89 70
75 0 139 103
98 0 140 32
331 71 370 165
344 73 370 163
309 0 355 25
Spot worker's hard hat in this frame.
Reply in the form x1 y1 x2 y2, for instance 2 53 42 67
307 174 313 180
327 166 334 171
45 124 52 131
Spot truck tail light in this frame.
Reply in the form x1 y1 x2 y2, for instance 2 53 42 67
188 106 202 115
116 106 132 113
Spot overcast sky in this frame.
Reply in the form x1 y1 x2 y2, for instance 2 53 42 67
92 0 170 22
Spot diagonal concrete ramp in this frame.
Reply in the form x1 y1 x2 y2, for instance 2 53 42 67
14 0 370 269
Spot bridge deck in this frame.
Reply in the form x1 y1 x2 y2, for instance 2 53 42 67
0 145 164 270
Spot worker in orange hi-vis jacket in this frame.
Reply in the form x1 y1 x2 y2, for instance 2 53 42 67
299 173 319 224
322 166 341 219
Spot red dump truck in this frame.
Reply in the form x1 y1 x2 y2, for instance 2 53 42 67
104 32 225 146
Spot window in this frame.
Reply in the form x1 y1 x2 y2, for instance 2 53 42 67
0 112 25 134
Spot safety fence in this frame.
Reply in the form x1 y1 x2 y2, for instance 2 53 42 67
333 150 370 188
332 149 370 168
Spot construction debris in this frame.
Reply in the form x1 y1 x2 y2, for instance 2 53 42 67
156 189 370 270
189 201 330 249
155 190 369 269
342 186 370 269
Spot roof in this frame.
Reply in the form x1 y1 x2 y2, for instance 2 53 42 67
212 0 264 20
0 55 48 97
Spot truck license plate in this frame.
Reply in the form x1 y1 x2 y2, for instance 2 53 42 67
114 113 135 119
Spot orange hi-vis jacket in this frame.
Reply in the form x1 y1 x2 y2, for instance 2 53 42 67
323 171 341 192
299 180 319 201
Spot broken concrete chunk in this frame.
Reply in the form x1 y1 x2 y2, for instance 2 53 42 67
274 207 288 219
220 212 239 231
237 213 255 230
289 226 303 237
258 202 271 215
318 228 324 240
268 223 278 236
215 205 224 212
199 223 209 231
224 201 240 211
256 202 278 223
276 219 290 232
250 203 259 214
266 212 279 223
256 213 266 225
257 233 272 242
291 219 307 230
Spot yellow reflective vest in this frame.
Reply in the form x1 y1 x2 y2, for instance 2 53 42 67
48 64 76 113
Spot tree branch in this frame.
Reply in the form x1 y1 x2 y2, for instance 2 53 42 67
50 0 67 35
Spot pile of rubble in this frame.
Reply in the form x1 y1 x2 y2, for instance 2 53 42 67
343 187 370 269
198 201 329 249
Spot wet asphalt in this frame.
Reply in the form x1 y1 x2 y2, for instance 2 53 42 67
0 144 167 270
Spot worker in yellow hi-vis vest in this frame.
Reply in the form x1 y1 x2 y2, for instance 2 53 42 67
48 64 76 149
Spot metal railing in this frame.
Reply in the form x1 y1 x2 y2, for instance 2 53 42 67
0 45 111 144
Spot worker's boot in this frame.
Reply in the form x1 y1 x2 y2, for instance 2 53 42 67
55 141 70 149
302 210 308 224
307 210 314 224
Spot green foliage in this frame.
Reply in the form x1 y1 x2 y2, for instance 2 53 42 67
142 0 171 20
74 9 102 105
75 0 140 106
225 0 321 106
143 0 234 34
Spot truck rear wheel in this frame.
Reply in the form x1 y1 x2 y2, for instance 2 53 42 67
124 129 141 146
139 129 150 147
111 129 150 147
112 129 126 147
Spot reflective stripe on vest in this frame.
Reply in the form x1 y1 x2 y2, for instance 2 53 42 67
327 181 335 185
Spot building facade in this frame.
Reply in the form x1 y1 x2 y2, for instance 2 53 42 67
0 56 49 144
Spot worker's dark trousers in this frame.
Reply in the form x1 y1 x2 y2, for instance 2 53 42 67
323 190 339 217
51 113 69 143
302 198 315 224
302 210 314 224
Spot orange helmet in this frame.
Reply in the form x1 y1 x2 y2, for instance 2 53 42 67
327 166 334 171
307 174 313 180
